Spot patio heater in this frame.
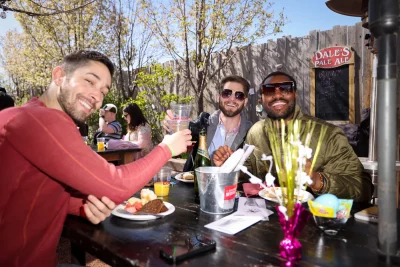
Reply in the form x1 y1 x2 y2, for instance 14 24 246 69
369 0 399 261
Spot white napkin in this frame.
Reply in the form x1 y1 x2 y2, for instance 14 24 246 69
233 145 255 172
235 197 274 221
204 214 261 235
219 148 244 173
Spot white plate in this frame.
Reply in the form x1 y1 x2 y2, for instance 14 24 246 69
111 202 175 220
174 172 194 183
258 187 314 203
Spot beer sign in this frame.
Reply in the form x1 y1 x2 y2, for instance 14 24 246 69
312 46 354 68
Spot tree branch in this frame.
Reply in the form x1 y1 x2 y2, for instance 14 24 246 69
1 0 97 17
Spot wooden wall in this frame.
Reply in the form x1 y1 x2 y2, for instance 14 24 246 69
152 22 373 124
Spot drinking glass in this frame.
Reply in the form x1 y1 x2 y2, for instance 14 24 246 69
97 137 105 151
154 167 172 197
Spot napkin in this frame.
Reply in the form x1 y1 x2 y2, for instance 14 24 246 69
235 197 274 221
204 214 262 235
243 183 264 197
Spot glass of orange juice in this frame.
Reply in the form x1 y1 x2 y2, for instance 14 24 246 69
97 137 105 151
154 167 172 197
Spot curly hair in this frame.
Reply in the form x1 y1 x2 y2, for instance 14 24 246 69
123 103 148 131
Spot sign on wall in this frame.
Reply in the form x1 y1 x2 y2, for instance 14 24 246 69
310 46 355 123
312 46 354 68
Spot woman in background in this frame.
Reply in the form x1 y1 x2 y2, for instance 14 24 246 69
123 103 153 157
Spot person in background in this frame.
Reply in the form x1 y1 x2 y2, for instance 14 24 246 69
0 87 15 111
0 50 191 266
123 103 153 157
213 71 373 202
94 103 122 143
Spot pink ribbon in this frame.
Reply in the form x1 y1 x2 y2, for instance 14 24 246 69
276 203 310 261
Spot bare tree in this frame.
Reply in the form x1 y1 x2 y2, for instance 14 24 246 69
140 0 286 112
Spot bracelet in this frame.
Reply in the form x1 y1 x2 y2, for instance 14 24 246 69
311 172 325 193
166 144 175 157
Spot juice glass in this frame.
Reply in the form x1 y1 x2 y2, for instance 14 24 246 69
154 167 172 197
97 137 105 151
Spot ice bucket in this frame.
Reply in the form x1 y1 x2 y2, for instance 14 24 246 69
195 166 239 214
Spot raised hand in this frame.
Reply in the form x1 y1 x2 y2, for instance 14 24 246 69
162 129 192 157
213 145 233 167
162 109 175 133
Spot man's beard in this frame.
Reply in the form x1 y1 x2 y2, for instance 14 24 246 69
264 98 296 120
219 99 245 117
58 84 89 123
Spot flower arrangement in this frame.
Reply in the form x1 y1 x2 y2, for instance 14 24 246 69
262 119 328 261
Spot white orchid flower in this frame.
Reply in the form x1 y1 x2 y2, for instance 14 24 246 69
265 173 276 187
304 146 313 159
261 154 272 161
291 140 302 147
298 171 313 186
261 154 274 174
297 144 312 159
278 205 288 221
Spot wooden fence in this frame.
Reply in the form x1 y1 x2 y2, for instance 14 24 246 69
147 22 375 125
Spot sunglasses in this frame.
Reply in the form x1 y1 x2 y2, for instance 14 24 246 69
261 82 294 97
220 89 246 101
123 113 128 118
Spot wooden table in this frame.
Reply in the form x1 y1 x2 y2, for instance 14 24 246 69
91 146 142 165
63 182 387 267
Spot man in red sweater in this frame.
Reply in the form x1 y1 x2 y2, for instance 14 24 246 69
0 50 192 267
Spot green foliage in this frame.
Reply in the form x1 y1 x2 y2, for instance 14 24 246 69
140 0 287 112
122 64 193 144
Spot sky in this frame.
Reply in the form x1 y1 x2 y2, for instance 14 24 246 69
0 0 361 38
0 0 360 69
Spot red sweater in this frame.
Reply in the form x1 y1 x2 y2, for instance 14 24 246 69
0 98 172 266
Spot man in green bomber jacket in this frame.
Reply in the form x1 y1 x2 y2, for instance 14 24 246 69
213 71 373 202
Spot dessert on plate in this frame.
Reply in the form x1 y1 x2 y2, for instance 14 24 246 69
124 189 168 214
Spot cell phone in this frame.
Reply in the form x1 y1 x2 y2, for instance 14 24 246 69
160 234 216 264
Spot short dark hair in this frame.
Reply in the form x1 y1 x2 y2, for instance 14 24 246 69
123 103 148 131
62 50 114 77
220 75 250 96
260 71 297 92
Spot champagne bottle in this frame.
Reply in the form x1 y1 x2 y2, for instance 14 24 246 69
193 127 211 198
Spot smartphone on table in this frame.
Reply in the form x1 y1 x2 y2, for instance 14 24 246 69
160 234 216 264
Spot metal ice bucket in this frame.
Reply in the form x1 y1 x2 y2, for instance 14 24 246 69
195 166 239 214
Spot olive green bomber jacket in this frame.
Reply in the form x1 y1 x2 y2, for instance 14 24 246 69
243 105 373 202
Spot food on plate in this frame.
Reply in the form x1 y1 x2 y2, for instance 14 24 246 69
140 199 168 214
141 188 157 202
124 189 160 214
262 187 305 201
124 197 143 213
182 172 194 180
